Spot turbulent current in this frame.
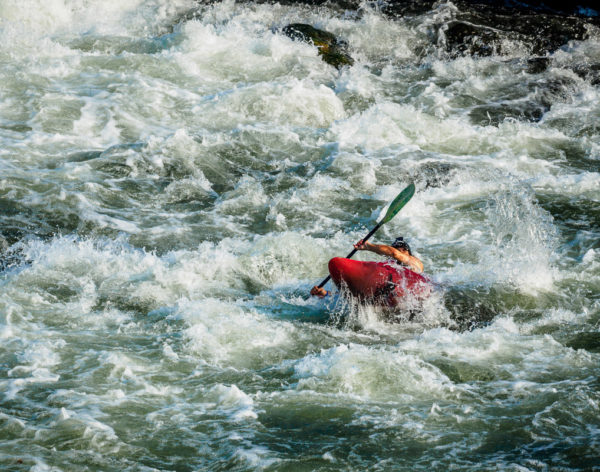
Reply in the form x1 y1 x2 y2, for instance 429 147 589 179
1 0 599 470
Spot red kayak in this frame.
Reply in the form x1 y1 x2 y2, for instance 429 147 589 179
328 257 432 307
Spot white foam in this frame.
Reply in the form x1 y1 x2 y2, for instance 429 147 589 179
177 19 327 86
532 171 600 199
340 10 419 62
208 384 257 421
4 369 61 401
229 445 279 469
402 317 597 385
402 176 560 294
189 78 345 129
175 298 298 368
3 339 64 399
330 97 581 161
0 0 196 40
292 343 460 401
521 308 589 334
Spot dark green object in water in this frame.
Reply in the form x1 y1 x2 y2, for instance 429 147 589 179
282 23 354 69
382 182 415 224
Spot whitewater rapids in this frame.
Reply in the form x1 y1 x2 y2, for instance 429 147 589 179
1 0 599 470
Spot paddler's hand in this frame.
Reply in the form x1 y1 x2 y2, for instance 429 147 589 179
310 286 328 298
354 239 369 251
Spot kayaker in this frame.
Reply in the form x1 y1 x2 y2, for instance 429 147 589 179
310 237 423 298
353 237 424 274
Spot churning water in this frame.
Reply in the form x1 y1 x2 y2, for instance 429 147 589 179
1 0 599 470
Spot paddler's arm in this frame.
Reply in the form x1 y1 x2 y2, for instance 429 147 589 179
310 286 329 298
354 240 424 274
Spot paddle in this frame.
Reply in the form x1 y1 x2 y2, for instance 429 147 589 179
316 182 416 289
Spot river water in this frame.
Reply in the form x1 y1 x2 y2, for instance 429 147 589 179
1 0 599 470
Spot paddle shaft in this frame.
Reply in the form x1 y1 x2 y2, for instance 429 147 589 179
317 222 382 288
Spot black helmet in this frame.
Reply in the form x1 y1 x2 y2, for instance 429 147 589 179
391 237 412 255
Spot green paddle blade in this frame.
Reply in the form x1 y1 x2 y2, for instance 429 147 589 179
380 182 415 225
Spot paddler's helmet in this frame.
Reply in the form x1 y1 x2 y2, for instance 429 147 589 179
392 237 412 255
